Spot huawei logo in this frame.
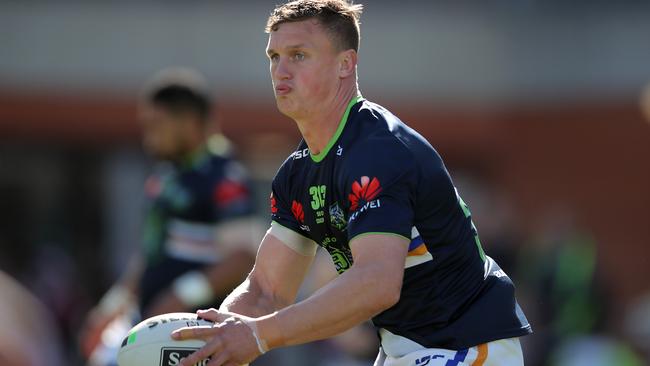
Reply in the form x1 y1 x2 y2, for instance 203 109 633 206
348 176 382 211
291 200 305 223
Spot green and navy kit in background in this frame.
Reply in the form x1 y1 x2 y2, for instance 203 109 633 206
139 137 253 311
270 97 532 350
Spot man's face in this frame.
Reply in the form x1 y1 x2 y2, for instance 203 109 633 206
138 104 187 159
266 19 342 120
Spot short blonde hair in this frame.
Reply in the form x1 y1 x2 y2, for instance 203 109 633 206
266 0 363 52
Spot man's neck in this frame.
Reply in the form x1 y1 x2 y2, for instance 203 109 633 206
173 131 208 167
296 87 359 156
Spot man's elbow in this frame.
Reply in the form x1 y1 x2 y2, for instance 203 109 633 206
380 282 402 310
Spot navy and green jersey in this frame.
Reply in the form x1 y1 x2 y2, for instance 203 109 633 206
139 137 253 311
269 97 531 351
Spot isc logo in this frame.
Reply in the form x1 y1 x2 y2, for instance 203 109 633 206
292 148 310 160
161 347 209 366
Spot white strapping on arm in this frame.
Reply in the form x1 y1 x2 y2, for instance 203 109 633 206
267 221 318 257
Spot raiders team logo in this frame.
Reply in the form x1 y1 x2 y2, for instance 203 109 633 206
329 202 347 231
330 247 352 274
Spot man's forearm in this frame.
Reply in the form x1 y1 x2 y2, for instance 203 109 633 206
256 260 400 349
218 233 314 317
255 234 408 350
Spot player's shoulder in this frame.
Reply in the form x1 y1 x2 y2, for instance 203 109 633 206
345 100 416 162
203 134 247 166
362 99 441 153
198 140 251 185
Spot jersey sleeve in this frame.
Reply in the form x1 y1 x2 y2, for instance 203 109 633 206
269 159 318 255
342 138 417 242
270 160 309 237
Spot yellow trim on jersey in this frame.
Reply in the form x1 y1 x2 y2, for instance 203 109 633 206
404 251 433 269
471 343 488 366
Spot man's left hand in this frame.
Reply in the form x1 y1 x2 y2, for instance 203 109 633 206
171 309 262 366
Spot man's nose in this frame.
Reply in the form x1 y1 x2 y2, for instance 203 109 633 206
274 58 291 80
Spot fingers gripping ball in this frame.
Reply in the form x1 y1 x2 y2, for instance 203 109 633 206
117 312 212 366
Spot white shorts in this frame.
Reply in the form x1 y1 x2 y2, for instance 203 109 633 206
373 337 523 366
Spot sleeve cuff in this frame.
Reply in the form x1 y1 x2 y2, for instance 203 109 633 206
268 221 318 257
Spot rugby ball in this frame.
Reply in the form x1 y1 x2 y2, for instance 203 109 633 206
117 312 213 366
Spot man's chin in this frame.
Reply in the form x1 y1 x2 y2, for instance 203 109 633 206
275 100 295 117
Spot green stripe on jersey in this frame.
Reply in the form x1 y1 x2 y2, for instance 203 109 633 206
311 95 362 163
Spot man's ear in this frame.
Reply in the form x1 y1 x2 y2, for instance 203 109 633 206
338 49 357 78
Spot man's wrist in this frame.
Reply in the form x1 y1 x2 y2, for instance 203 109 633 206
240 319 268 354
171 270 214 307
256 311 284 350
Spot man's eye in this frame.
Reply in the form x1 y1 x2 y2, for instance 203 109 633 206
294 52 305 61
270 54 279 62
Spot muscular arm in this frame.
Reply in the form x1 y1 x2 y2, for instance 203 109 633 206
171 233 409 366
218 230 315 317
257 234 409 349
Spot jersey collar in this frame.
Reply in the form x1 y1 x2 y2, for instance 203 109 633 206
310 95 363 163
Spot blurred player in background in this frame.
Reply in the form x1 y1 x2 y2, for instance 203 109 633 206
80 67 261 365
172 1 531 366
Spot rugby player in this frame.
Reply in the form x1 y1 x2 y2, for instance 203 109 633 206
81 68 260 365
172 2 532 365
